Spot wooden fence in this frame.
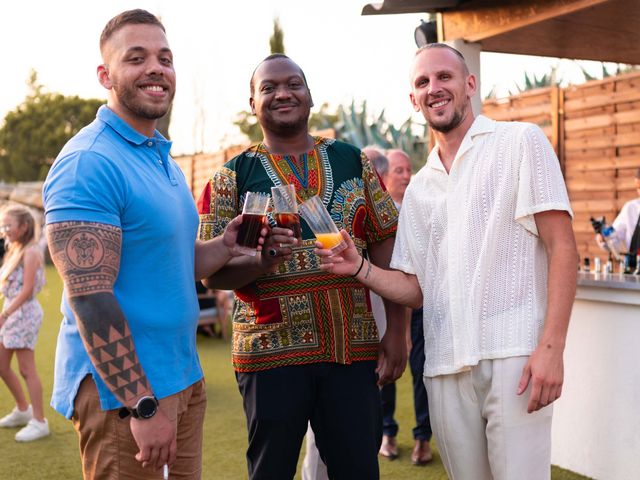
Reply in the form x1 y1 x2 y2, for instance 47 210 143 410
482 71 640 262
562 71 640 260
174 146 247 200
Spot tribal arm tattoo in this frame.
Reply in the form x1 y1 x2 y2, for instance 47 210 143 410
47 221 152 407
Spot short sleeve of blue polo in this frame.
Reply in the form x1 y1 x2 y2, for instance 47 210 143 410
44 149 126 227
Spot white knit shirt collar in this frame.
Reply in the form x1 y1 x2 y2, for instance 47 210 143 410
426 115 496 172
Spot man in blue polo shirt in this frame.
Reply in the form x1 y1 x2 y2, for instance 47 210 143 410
43 9 249 479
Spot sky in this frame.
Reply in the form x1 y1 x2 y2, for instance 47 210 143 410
0 0 613 155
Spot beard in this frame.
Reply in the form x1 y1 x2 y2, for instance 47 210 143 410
427 100 470 134
112 79 174 120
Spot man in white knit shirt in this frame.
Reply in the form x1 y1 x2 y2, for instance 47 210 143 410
315 43 578 480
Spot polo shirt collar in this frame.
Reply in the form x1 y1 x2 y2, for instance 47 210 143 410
427 115 495 172
97 105 171 147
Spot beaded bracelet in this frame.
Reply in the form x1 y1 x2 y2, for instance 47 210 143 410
351 256 366 278
364 258 373 280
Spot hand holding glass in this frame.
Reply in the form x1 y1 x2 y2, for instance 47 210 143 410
236 192 270 256
299 195 347 254
271 184 302 242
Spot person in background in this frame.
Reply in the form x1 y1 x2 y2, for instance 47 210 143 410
198 54 407 480
43 9 261 479
0 204 49 442
315 43 578 480
366 147 433 465
595 167 640 264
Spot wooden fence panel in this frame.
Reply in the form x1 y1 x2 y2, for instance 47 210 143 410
561 71 640 262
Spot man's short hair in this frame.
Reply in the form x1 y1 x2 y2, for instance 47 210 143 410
100 9 165 54
415 43 469 75
362 146 389 177
250 53 309 97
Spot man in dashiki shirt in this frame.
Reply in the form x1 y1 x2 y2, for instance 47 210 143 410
198 54 408 480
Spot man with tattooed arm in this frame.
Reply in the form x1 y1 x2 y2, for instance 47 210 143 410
42 10 251 479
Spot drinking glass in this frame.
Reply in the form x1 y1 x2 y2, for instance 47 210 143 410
299 195 347 254
236 191 270 256
271 184 302 242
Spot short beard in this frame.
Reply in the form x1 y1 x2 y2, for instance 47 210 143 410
430 108 465 134
122 96 171 120
114 82 173 120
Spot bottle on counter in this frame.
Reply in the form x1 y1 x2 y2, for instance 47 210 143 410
594 257 602 273
623 253 635 274
605 255 613 274
583 257 590 272
635 254 640 275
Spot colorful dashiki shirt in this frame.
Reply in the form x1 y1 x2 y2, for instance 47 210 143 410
197 137 398 372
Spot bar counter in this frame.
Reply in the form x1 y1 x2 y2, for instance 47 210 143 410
551 271 640 480
577 271 640 291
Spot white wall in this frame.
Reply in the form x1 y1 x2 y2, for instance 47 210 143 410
551 286 640 480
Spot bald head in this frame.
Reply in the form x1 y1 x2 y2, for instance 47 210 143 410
384 149 412 204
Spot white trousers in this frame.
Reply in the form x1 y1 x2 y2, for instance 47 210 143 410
424 356 553 480
301 423 329 480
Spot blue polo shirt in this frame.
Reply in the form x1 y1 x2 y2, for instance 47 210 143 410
44 105 202 417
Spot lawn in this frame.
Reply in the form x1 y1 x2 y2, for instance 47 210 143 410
0 266 591 479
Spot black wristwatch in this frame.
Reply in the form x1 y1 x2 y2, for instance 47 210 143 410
119 395 159 420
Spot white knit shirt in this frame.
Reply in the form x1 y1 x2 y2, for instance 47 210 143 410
390 116 573 377
611 197 640 251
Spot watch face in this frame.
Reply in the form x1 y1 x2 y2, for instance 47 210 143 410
137 397 158 418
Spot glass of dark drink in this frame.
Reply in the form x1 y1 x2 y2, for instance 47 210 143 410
236 191 270 256
271 184 302 242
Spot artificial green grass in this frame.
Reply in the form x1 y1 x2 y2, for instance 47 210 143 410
0 266 591 479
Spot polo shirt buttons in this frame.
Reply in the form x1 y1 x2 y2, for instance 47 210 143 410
147 141 153 147
158 160 164 165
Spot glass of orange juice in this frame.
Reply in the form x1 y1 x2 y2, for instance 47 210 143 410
299 195 347 254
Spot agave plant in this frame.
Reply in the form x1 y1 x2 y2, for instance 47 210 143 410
509 66 559 95
578 62 639 81
330 100 429 172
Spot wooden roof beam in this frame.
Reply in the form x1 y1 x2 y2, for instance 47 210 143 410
440 0 610 42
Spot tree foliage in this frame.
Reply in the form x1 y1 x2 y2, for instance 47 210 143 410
270 17 285 54
0 71 103 182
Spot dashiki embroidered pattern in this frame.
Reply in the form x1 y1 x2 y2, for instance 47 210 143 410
197 137 398 372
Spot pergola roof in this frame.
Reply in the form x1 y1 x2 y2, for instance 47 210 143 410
362 0 640 65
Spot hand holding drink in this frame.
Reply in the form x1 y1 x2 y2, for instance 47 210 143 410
236 192 270 256
299 195 347 254
314 229 364 276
